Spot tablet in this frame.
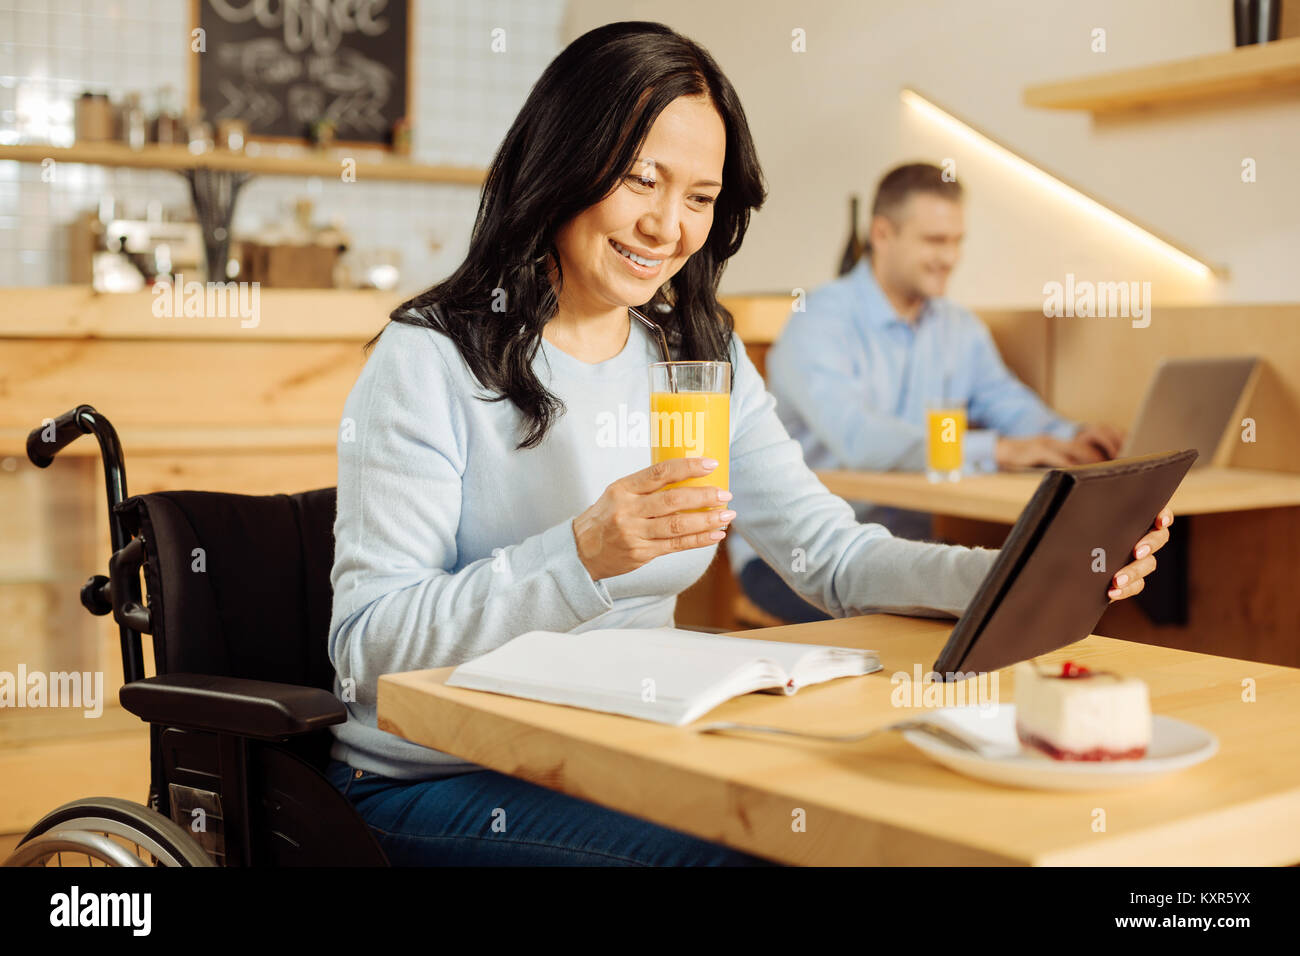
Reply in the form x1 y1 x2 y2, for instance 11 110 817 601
932 448 1198 678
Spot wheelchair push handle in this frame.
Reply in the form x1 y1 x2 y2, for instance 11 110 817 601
27 404 96 468
26 404 145 684
25 404 130 517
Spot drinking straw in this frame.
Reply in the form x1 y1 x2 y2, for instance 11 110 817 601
628 306 677 392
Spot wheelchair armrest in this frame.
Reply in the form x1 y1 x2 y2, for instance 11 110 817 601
119 673 346 740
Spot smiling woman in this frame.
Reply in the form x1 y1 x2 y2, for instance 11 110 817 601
333 21 781 867
325 20 1174 868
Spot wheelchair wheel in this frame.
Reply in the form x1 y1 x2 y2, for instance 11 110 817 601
3 796 215 867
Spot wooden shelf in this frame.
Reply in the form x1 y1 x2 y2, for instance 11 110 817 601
0 141 485 184
1024 36 1300 112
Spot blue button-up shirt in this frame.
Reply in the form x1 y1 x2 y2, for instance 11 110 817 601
730 258 1078 568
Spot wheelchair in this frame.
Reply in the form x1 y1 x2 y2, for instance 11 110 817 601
3 405 388 867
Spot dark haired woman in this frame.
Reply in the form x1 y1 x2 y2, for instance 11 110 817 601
323 22 1174 866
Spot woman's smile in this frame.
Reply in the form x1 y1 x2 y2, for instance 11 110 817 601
609 238 667 278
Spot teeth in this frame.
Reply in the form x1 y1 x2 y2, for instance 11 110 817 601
611 240 662 268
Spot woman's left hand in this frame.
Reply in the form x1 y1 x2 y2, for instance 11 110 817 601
1107 505 1174 601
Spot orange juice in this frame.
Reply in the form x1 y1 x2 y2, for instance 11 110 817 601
926 406 966 479
650 391 729 509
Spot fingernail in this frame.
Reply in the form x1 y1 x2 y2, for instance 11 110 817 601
1135 545 1150 558
702 458 719 470
1108 588 1122 598
719 510 736 521
710 530 726 540
718 490 733 502
1114 573 1129 587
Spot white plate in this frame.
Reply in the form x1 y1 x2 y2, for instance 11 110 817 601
901 705 1218 791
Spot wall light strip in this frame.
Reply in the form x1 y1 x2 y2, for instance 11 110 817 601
900 87 1223 280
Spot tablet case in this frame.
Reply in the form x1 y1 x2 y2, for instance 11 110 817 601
932 448 1198 678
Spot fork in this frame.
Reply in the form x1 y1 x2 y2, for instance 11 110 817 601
693 718 991 755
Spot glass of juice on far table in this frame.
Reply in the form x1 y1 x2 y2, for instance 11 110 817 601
926 402 966 482
649 361 731 511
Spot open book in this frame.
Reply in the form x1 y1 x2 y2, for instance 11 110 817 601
445 627 881 726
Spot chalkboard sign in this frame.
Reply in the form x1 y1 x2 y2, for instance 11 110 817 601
192 0 411 147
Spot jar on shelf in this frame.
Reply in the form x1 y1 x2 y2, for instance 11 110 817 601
216 118 248 152
153 85 183 146
120 92 147 150
74 92 114 143
185 110 213 154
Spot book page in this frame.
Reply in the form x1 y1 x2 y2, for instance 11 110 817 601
446 627 878 723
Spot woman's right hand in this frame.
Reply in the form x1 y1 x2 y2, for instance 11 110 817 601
571 457 735 582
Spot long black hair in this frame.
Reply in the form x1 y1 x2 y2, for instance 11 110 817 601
371 21 767 449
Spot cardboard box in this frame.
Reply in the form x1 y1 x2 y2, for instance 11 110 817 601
237 242 340 288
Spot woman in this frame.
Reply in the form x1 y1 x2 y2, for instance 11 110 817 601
324 22 1173 866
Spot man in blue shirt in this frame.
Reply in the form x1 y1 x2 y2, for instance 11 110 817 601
732 162 1125 623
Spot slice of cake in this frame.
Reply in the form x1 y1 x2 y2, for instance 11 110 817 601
1014 660 1151 761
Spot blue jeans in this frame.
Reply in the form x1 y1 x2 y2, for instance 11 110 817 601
324 758 774 866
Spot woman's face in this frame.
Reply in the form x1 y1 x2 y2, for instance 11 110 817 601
554 94 726 315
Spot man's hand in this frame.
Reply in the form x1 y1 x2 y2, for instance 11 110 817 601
1075 422 1126 459
995 435 1098 469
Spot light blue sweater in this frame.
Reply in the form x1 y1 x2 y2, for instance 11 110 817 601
327 309 1001 779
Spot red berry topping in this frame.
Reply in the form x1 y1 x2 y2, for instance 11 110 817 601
1060 661 1092 678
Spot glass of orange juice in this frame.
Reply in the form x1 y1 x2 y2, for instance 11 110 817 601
649 361 731 511
926 401 966 482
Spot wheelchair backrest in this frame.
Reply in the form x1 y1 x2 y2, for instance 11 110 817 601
114 488 338 692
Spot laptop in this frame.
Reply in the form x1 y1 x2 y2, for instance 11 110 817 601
1007 355 1257 471
1117 356 1258 466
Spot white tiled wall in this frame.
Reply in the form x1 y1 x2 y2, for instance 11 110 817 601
0 0 566 289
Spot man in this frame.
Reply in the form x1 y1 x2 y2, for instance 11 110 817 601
732 162 1125 624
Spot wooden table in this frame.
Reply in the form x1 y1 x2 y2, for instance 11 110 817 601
377 615 1300 866
815 465 1300 524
